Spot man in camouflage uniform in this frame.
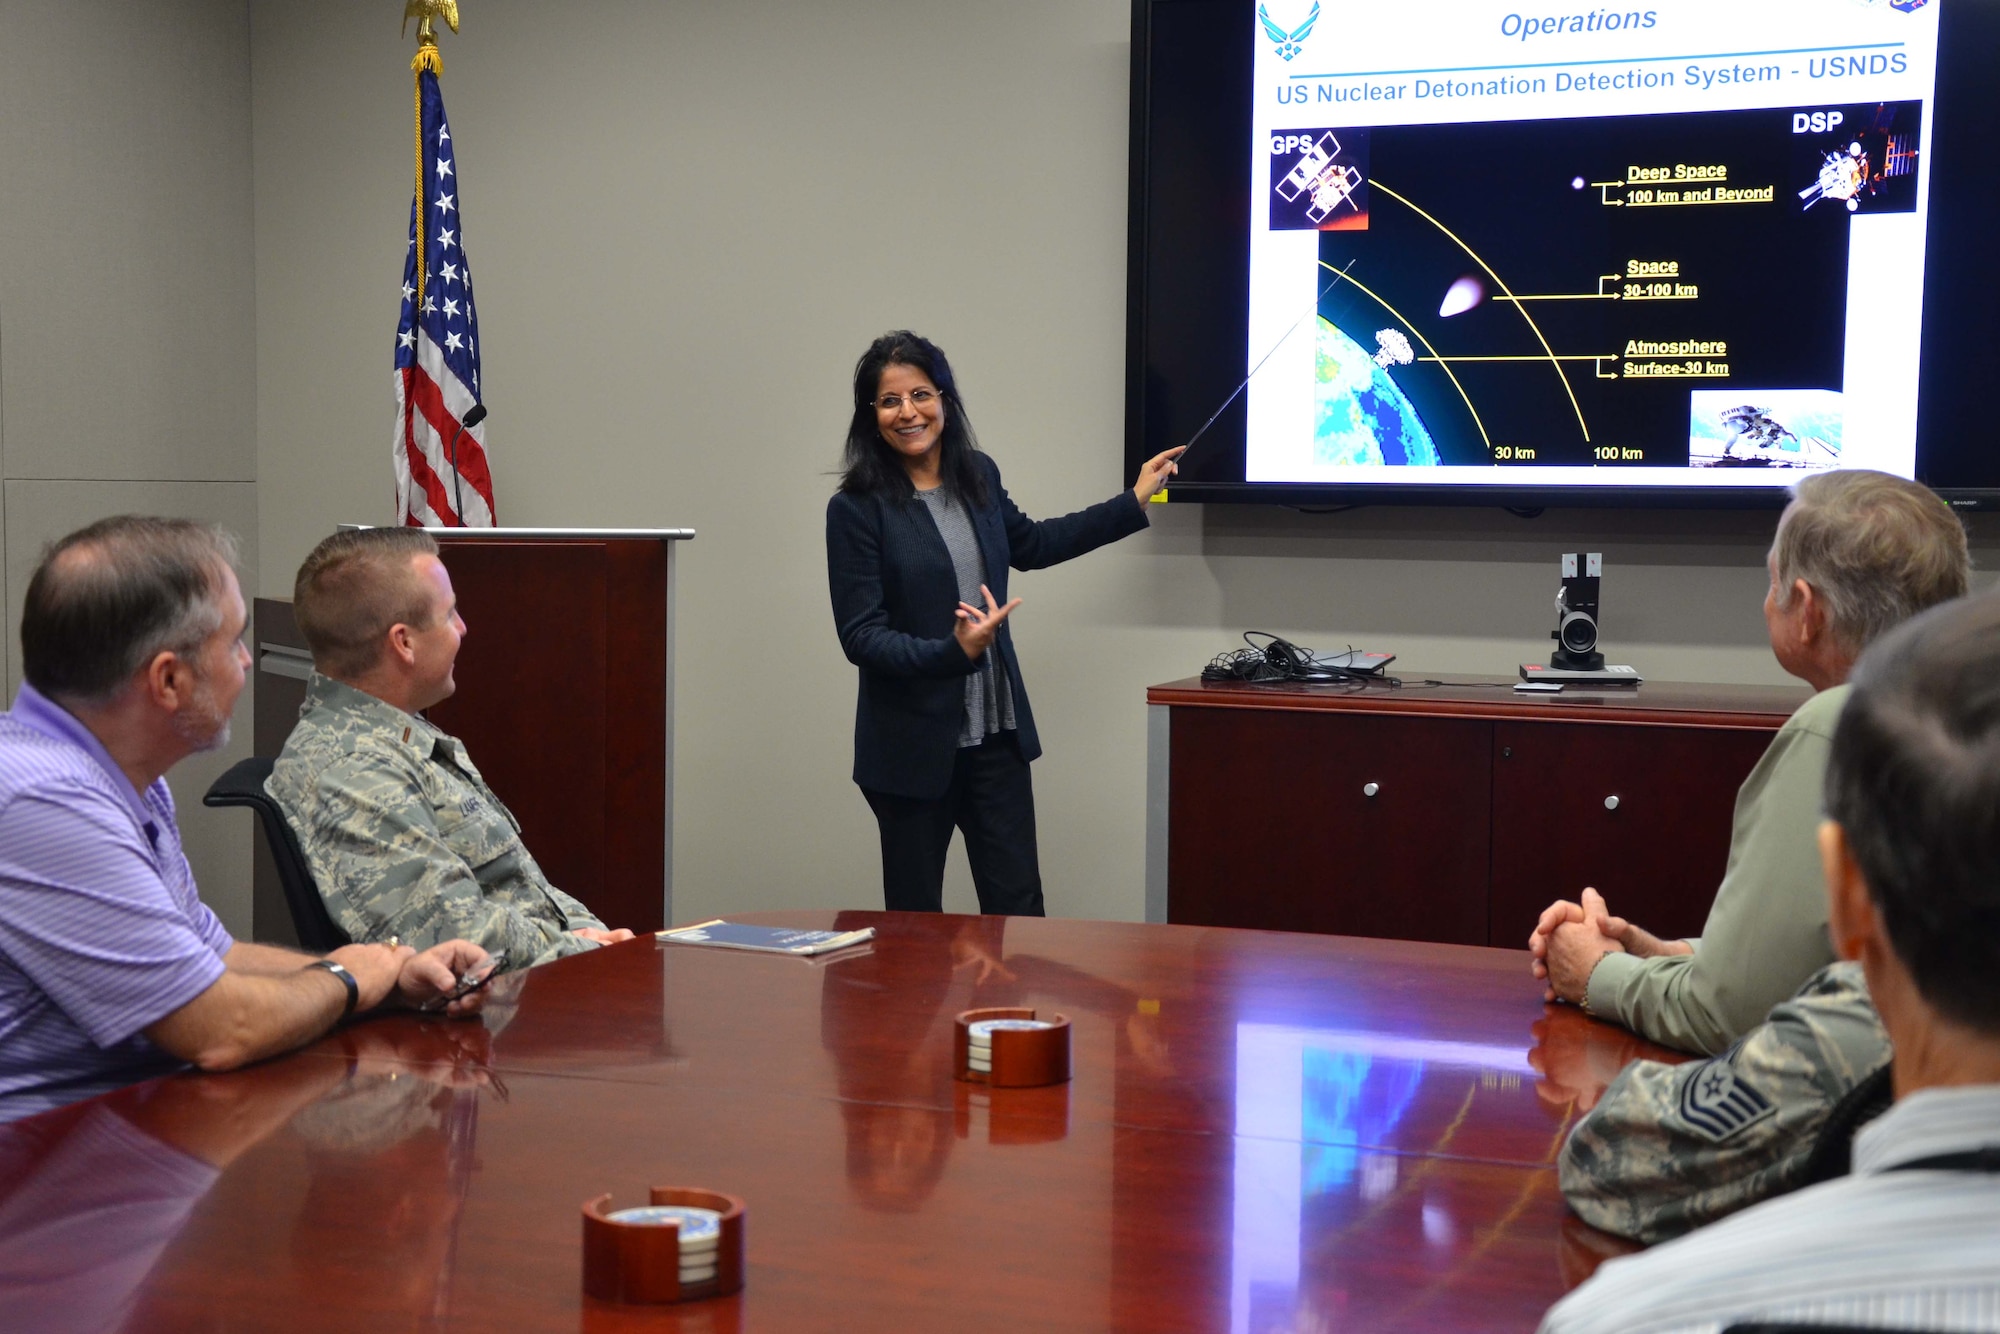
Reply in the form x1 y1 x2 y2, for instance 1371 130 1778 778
269 529 635 967
1559 960 1889 1243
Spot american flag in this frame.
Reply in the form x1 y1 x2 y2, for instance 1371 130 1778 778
393 69 494 527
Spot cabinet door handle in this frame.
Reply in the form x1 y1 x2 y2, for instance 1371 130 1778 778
1363 782 1380 798
1604 795 1620 811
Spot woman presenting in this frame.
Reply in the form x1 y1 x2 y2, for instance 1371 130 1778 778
826 330 1183 916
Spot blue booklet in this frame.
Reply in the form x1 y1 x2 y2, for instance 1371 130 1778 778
655 919 876 956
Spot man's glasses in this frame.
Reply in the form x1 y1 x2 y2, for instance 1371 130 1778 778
875 387 941 413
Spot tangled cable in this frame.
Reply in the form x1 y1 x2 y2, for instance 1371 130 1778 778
1200 631 1406 688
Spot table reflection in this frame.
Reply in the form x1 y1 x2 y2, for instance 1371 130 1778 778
280 1022 491 1320
819 912 1174 1211
0 1018 501 1334
1525 1006 1666 1115
820 915 1006 1210
1231 1023 1569 1334
0 1055 346 1332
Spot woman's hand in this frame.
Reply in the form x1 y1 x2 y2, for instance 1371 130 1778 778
954 583 1022 662
1132 446 1187 505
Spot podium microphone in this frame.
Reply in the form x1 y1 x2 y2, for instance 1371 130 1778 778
448 403 488 527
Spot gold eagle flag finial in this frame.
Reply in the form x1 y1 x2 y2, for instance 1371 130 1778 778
403 0 460 74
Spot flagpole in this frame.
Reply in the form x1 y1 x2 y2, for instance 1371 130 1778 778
405 1 456 314
412 67 428 317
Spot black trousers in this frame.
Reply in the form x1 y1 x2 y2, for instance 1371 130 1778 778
862 732 1045 916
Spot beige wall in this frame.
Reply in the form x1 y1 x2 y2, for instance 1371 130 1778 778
1 0 257 935
248 0 1997 926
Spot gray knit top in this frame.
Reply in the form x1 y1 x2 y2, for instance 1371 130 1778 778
916 486 1017 747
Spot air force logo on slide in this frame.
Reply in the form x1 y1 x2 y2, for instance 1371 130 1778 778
1259 1 1320 62
1676 1061 1777 1141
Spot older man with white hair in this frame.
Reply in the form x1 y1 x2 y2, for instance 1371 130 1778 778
0 517 489 1123
1530 469 1970 1056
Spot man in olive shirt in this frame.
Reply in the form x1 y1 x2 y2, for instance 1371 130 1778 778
1530 470 1968 1056
269 529 636 967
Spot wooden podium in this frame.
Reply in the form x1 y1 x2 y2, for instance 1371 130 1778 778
251 527 693 943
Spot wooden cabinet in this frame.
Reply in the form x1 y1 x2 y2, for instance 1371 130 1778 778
1168 708 1492 945
1488 721 1775 949
1148 677 1808 947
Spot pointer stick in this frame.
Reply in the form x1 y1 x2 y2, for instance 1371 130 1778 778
1172 259 1356 464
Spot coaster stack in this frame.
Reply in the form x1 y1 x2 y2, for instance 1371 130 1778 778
581 1186 746 1303
953 1006 1071 1087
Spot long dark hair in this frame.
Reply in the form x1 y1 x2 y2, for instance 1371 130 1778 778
837 331 988 506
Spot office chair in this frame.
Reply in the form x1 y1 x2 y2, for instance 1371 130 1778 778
203 756 349 953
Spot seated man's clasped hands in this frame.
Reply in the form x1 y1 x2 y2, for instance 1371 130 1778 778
1532 884 1680 1006
270 528 636 966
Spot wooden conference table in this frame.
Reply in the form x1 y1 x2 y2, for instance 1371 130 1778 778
0 912 1685 1332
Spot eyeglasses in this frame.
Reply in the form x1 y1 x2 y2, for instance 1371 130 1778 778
875 387 941 413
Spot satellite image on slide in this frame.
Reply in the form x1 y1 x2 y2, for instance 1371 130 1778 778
1314 317 1438 466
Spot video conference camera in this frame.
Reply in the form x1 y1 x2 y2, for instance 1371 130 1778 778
1520 552 1642 687
1552 552 1604 671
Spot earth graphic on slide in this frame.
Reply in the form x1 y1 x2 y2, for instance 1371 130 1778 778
1314 316 1440 467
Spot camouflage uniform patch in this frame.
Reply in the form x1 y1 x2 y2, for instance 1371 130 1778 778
1558 961 1889 1243
268 673 607 967
1676 1061 1776 1141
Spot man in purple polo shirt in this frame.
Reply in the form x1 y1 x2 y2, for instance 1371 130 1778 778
0 516 491 1123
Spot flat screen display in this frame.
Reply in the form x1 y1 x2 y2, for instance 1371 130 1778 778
1127 0 1999 509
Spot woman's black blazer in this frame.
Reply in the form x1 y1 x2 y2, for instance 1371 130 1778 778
826 454 1148 800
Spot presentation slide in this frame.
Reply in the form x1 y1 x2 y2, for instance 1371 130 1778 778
1244 0 1940 488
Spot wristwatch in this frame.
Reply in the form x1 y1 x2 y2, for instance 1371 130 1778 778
305 959 360 1019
